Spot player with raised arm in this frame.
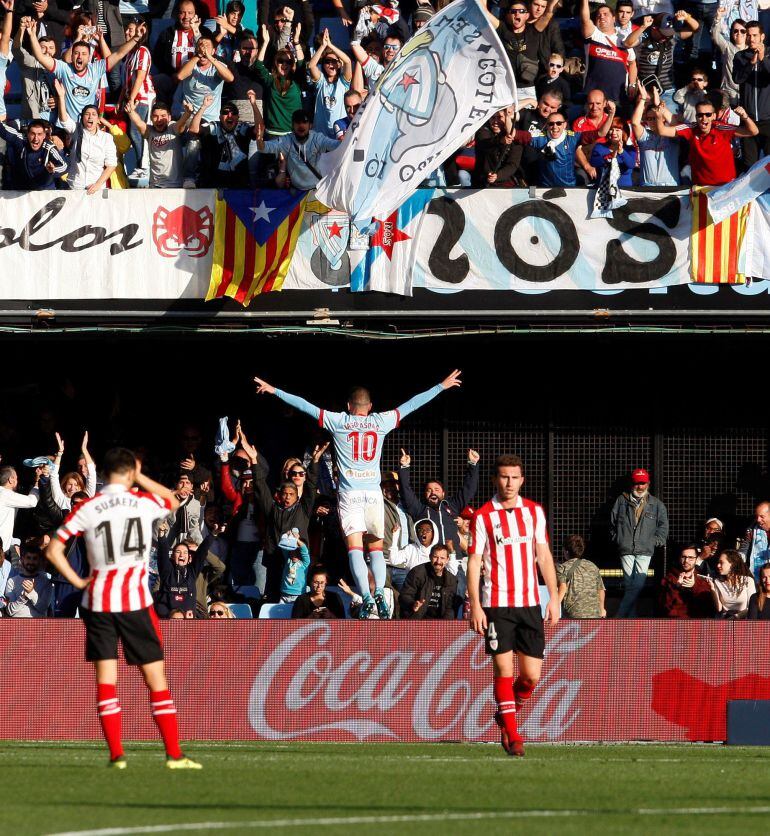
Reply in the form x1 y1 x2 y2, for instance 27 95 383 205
253 370 462 618
467 454 559 757
45 448 202 770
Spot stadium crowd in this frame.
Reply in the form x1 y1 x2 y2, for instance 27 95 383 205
1 418 769 620
0 0 766 190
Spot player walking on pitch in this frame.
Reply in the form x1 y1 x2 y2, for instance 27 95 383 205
253 370 462 617
467 454 559 756
46 448 201 770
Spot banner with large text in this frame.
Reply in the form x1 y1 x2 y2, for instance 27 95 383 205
0 187 766 301
2 620 770 743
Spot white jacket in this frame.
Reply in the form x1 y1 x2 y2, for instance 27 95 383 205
388 518 460 575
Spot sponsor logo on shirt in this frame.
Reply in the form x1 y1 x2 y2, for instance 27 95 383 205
72 85 91 99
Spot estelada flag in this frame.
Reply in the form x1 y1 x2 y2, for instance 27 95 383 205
689 188 749 284
206 189 308 305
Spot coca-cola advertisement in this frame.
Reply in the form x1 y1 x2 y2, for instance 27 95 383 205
2 621 768 742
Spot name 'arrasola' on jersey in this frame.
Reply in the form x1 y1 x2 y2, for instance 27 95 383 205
470 496 548 609
55 484 172 613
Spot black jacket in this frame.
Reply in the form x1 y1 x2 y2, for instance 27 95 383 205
399 563 459 620
253 458 319 555
398 462 479 555
155 534 208 617
733 49 770 122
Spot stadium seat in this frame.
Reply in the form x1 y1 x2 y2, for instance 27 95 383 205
258 602 294 619
227 603 253 619
538 585 561 619
233 584 262 601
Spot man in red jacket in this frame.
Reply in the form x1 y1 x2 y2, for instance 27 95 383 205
658 543 717 618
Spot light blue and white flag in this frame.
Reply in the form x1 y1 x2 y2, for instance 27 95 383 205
315 0 516 229
707 153 770 224
349 189 435 294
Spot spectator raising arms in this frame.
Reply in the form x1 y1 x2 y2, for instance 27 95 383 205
307 28 352 139
398 447 479 557
656 101 757 186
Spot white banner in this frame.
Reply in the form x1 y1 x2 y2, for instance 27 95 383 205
411 188 692 292
0 189 214 299
315 0 516 227
0 186 762 301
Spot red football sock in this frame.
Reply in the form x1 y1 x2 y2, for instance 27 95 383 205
97 683 124 760
493 676 521 742
150 689 183 759
514 675 537 706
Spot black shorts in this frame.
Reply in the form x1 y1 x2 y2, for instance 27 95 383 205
483 606 545 659
81 607 164 666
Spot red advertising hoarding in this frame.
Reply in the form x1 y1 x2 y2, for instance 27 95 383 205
3 620 769 742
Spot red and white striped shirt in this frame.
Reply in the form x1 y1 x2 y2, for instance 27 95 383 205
470 495 548 608
56 484 172 613
122 46 155 104
170 29 196 70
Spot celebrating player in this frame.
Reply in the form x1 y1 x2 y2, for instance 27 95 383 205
467 454 559 757
253 370 462 618
45 448 202 770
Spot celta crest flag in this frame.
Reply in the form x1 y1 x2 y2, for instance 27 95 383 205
315 0 516 228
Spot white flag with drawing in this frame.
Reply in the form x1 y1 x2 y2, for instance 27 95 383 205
315 0 516 229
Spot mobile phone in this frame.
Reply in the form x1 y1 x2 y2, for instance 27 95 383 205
641 74 663 93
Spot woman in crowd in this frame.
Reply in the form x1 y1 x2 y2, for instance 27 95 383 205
208 602 235 618
49 431 97 511
711 9 746 106
707 549 756 619
291 566 345 618
589 117 636 187
748 562 770 620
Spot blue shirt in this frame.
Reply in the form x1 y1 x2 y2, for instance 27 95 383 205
274 384 443 492
313 75 349 139
182 63 225 123
53 58 106 119
280 542 311 596
0 51 11 118
529 132 582 187
637 126 680 187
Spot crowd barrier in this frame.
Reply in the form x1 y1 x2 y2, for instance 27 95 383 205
3 620 769 743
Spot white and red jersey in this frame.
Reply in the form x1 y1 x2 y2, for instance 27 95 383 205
170 29 196 70
470 495 548 608
55 483 172 613
122 46 155 104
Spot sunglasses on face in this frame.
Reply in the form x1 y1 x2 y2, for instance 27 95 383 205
274 17 288 22
210 609 228 616
696 112 715 118
549 62 563 68
548 119 565 126
733 27 746 33
509 7 527 12
289 469 306 476
383 44 399 51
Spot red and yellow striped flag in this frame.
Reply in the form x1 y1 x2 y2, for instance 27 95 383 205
206 189 309 305
689 188 749 284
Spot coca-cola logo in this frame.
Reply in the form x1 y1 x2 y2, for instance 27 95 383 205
247 622 598 742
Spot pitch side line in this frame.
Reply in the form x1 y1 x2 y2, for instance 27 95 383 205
46 806 770 835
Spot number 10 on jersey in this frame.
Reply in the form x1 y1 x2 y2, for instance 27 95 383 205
347 431 378 462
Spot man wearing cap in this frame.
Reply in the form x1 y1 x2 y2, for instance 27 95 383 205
610 467 668 617
256 108 339 189
0 464 39 558
624 10 698 113
188 91 261 187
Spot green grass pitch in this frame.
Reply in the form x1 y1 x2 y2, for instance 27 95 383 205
3 741 770 835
